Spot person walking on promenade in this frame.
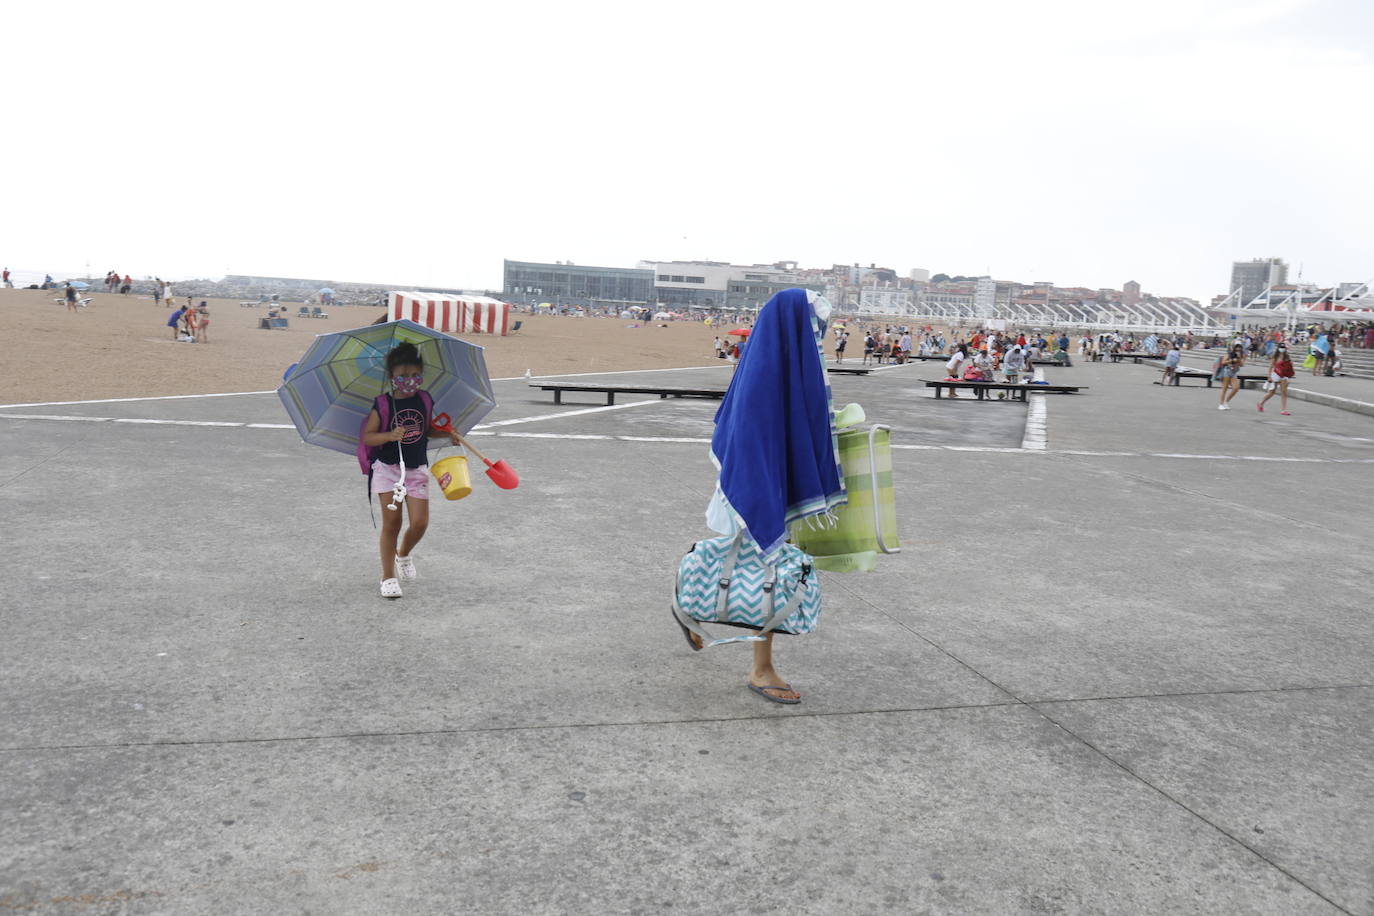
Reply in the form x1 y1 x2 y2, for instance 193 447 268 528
1215 343 1245 409
1163 341 1181 385
360 342 462 599
835 330 848 363
1257 345 1294 415
679 288 842 704
1307 331 1329 377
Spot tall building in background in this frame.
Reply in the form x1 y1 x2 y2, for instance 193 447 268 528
1123 280 1141 306
1229 258 1288 306
974 277 996 317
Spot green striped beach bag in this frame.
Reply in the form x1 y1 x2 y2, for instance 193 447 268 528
790 424 900 572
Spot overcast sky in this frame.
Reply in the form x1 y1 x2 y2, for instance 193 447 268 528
4 0 1371 301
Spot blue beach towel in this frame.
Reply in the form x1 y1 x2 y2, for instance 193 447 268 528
709 289 846 565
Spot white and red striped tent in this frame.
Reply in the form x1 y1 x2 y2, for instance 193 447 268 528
389 292 513 336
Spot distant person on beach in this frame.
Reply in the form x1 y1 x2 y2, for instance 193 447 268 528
195 304 210 343
153 278 162 306
120 274 131 294
713 336 724 359
834 331 848 363
2 267 10 288
42 274 53 290
167 304 186 339
64 283 79 312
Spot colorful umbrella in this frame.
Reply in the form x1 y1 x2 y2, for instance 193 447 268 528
277 319 496 457
727 328 751 337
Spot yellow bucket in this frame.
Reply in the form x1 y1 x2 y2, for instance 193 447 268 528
431 455 473 500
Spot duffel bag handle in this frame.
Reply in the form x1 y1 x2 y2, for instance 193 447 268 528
868 425 900 555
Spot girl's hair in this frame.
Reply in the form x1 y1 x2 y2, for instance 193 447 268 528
385 342 423 373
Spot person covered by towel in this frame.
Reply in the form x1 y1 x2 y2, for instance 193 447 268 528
684 287 846 704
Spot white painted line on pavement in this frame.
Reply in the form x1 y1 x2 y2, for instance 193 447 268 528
0 390 276 409
4 413 1372 463
1021 368 1048 450
473 399 660 428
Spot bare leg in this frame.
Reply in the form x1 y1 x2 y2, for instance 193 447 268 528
378 494 403 580
750 634 800 701
1280 380 1289 412
398 495 430 558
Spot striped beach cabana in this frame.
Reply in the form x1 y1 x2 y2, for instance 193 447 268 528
389 292 513 336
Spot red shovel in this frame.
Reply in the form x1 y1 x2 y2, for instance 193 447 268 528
431 413 520 490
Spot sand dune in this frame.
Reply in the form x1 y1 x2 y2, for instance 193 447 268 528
0 289 735 403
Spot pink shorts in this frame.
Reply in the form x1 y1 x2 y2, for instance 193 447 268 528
370 460 430 500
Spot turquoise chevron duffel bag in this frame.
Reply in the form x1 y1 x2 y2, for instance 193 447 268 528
671 531 822 647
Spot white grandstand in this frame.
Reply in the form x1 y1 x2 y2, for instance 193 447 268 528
892 296 1223 333
866 279 1374 332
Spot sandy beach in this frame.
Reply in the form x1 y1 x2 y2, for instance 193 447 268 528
0 289 733 403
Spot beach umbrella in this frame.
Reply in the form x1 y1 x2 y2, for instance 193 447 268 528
277 319 496 457
727 328 751 337
318 287 335 295
66 280 90 290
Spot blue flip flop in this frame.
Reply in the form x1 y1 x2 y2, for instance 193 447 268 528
749 683 800 705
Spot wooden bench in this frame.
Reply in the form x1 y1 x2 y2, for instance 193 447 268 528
531 383 727 406
827 367 872 375
1109 352 1162 363
923 380 1085 401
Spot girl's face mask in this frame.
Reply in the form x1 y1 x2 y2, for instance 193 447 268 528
392 374 424 395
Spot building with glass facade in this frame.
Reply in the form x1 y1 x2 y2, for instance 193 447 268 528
1230 258 1288 307
503 260 655 306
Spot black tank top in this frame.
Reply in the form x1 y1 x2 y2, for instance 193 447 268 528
376 394 430 467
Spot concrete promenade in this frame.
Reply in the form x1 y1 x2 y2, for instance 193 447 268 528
1 358 1371 914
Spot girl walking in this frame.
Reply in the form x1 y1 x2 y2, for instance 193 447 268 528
359 343 462 598
1215 344 1246 410
1257 345 1294 415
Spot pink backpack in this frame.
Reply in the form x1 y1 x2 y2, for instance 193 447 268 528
356 391 433 476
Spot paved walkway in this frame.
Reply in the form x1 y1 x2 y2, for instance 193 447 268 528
1 364 1371 914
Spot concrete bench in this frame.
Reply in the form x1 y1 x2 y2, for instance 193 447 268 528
924 380 1085 401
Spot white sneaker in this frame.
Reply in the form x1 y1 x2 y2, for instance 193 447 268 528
380 578 403 599
395 555 417 580
1218 404 1229 410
